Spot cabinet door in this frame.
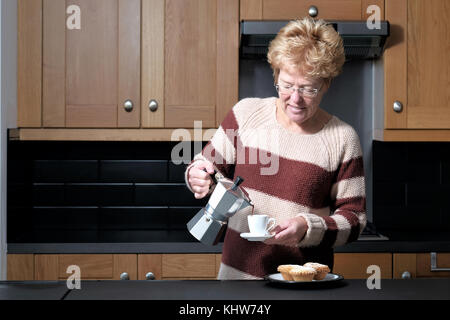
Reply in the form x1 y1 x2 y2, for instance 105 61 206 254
333 253 392 279
164 0 238 128
385 0 450 129
241 0 380 21
138 254 162 280
162 254 218 279
7 254 34 281
43 0 140 128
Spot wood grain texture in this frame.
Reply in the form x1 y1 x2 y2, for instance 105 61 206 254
216 0 239 127
417 253 450 278
17 0 42 127
141 0 165 128
66 0 118 127
7 254 34 280
262 0 362 20
393 253 416 279
58 254 114 279
118 0 141 128
384 0 407 128
138 254 162 280
379 129 450 142
34 254 58 280
240 0 262 20
113 254 138 280
162 254 217 278
362 0 384 20
43 0 65 127
165 0 217 128
407 0 450 128
18 128 216 141
333 253 392 279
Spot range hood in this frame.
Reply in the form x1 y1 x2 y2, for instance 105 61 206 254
240 20 390 60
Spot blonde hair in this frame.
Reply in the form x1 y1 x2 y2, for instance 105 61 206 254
267 18 345 84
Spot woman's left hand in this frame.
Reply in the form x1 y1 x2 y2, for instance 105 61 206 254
264 216 308 247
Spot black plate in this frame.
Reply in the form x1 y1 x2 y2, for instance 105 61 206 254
265 273 344 288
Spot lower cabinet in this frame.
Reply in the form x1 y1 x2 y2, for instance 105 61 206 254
7 253 222 281
333 253 393 279
7 252 450 281
394 253 450 279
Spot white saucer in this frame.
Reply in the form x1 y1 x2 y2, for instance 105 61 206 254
240 232 274 241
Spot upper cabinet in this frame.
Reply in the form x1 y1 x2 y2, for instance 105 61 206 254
381 0 450 141
17 0 239 132
240 0 384 20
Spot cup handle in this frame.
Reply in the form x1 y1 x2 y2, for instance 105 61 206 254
266 218 276 233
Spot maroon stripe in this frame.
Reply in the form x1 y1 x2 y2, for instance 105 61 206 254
221 109 239 131
321 216 338 248
221 228 334 277
336 157 364 182
233 147 334 209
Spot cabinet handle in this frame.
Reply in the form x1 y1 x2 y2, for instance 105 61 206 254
149 99 158 112
145 272 156 280
430 252 450 272
124 99 134 112
120 272 130 280
308 5 318 17
393 101 403 113
401 271 411 279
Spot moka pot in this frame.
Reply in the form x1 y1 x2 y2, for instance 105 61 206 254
187 176 253 246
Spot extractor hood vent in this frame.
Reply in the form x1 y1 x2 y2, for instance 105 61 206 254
240 20 390 60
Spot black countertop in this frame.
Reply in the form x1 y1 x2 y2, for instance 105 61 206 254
1 279 449 300
7 229 450 254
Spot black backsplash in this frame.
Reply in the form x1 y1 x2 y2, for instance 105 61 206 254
373 141 450 233
7 140 208 243
8 139 450 243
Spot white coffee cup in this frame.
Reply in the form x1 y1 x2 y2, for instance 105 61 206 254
248 215 276 235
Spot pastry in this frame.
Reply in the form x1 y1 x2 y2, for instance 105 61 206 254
277 265 300 281
303 262 330 280
288 266 316 282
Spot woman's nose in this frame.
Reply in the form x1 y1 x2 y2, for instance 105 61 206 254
290 90 303 104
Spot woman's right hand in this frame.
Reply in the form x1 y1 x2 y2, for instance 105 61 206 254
187 160 216 199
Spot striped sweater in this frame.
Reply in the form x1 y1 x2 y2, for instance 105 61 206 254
185 97 366 280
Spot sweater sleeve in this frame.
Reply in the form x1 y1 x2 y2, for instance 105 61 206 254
297 126 367 248
184 104 240 193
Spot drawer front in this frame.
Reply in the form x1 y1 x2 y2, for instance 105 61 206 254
262 0 362 20
162 254 217 279
417 253 450 278
58 254 114 279
333 253 392 279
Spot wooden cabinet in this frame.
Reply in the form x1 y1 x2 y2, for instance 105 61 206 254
7 253 221 281
380 0 450 141
333 253 393 279
240 0 384 21
17 0 239 137
394 253 450 279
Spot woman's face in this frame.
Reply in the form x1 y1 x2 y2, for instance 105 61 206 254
276 67 328 127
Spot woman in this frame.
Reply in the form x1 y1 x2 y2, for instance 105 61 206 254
185 18 366 280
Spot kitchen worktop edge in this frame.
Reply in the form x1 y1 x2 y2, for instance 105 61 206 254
7 240 450 254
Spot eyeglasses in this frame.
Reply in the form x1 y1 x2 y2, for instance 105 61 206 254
275 81 324 98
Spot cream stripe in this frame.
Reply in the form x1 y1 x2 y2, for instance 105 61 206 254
217 262 262 280
331 214 352 247
207 126 236 165
330 176 365 200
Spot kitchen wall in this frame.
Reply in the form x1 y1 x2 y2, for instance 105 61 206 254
1 0 18 280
